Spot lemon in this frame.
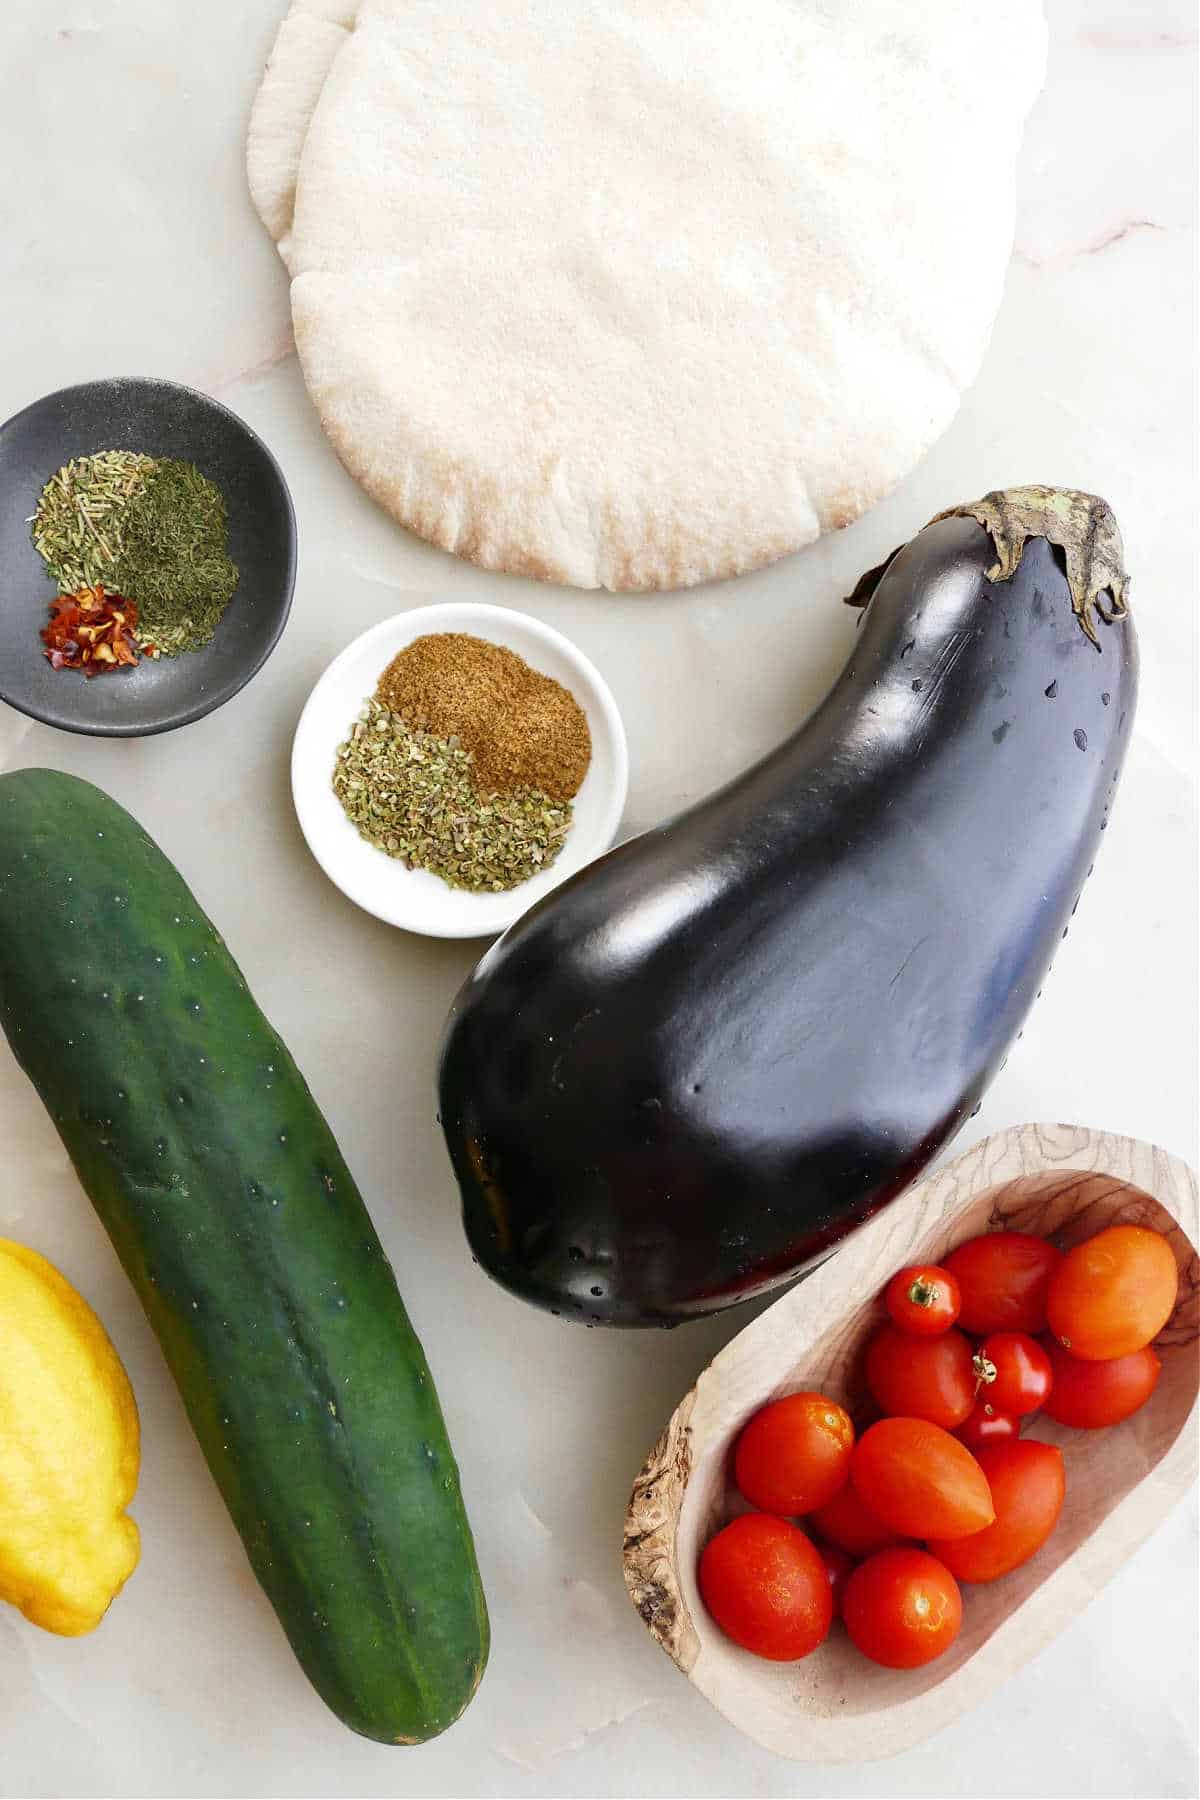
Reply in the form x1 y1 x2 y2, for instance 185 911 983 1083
0 1240 140 1635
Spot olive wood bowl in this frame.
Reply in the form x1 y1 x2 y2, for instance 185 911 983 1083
623 1123 1198 1762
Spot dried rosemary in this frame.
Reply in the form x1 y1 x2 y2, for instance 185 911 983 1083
31 451 155 592
333 699 572 892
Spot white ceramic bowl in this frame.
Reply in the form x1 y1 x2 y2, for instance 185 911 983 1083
291 602 629 938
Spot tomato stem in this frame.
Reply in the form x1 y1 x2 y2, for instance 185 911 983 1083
972 1351 997 1395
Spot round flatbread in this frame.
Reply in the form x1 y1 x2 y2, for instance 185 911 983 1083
277 0 1046 590
246 0 356 264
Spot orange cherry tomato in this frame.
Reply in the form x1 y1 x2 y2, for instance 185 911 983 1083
698 1514 832 1661
1040 1339 1162 1428
944 1232 1063 1335
852 1417 995 1540
955 1401 1020 1451
884 1264 962 1337
734 1391 854 1515
1046 1224 1178 1361
842 1549 963 1668
806 1479 914 1559
815 1540 855 1618
976 1331 1053 1417
929 1441 1065 1583
865 1324 976 1429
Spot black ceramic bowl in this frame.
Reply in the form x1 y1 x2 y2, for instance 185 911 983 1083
0 377 296 736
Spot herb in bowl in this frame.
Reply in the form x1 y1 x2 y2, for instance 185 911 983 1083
31 450 239 664
333 699 571 893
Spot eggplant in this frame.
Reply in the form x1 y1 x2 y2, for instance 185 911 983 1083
438 489 1137 1326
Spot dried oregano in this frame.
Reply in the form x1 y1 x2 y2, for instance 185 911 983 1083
333 699 572 892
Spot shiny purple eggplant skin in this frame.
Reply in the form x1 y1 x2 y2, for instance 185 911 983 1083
438 511 1137 1327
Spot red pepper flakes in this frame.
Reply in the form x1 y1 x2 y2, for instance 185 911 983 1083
40 585 158 675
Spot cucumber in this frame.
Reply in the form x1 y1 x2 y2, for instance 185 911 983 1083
0 769 488 1744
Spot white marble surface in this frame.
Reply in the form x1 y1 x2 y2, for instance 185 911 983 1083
0 3 1196 1795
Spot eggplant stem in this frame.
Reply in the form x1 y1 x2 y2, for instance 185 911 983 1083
932 486 1131 649
844 488 1132 649
843 551 901 610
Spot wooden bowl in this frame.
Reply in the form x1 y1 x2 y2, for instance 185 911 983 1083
623 1123 1198 1762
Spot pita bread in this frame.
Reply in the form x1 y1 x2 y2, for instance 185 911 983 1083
246 0 355 263
259 0 1046 590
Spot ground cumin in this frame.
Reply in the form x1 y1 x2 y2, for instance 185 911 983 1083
375 633 592 801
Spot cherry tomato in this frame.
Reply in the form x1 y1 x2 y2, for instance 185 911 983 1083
815 1540 855 1618
851 1417 995 1540
884 1264 962 1337
734 1391 854 1515
976 1331 1053 1417
928 1441 1065 1583
806 1479 914 1559
944 1232 1062 1335
1046 1224 1178 1361
1040 1339 1162 1428
698 1514 832 1661
842 1549 963 1668
864 1324 976 1429
954 1401 1020 1451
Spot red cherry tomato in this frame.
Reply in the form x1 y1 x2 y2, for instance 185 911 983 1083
815 1540 855 1618
954 1401 1020 1451
864 1324 976 1429
1046 1225 1178 1361
944 1232 1063 1335
884 1264 962 1337
733 1392 854 1515
928 1441 1065 1583
852 1417 995 1540
806 1479 914 1559
698 1515 832 1661
1040 1339 1162 1428
976 1331 1054 1417
842 1549 963 1668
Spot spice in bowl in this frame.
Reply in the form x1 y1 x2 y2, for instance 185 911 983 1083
376 633 591 801
332 633 592 893
31 451 155 590
40 586 147 675
31 450 239 669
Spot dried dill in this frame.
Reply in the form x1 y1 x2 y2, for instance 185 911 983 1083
31 451 155 592
333 699 572 892
109 458 239 656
